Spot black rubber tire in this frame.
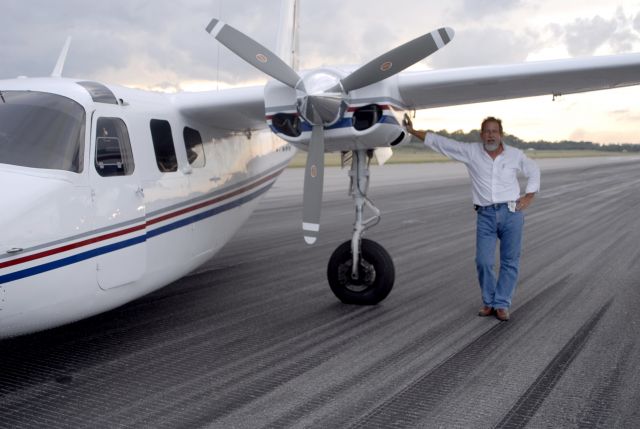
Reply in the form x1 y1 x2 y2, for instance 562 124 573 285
327 238 395 305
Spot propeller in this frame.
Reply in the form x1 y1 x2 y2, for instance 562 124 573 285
206 19 454 244
206 19 302 88
302 125 324 244
331 28 454 93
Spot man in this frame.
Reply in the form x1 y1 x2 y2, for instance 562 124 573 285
405 116 540 321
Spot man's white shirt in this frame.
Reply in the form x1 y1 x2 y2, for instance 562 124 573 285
424 132 541 206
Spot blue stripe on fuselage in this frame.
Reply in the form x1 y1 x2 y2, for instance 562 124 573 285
0 235 146 284
0 181 275 285
146 181 272 239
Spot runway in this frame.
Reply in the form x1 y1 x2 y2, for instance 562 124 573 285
1 156 640 428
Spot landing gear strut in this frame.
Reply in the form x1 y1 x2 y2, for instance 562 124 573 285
327 150 395 304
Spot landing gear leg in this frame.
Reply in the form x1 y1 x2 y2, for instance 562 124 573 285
327 150 395 304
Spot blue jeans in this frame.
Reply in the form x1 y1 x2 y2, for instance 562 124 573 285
475 204 524 309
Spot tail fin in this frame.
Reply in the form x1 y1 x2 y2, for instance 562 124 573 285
51 36 72 77
275 0 299 70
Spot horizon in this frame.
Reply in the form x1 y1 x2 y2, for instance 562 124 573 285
404 127 640 148
1 0 639 144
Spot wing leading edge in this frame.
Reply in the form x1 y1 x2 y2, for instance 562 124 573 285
397 53 640 110
173 53 640 134
173 85 267 133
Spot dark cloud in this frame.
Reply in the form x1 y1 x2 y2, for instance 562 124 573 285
428 27 537 68
0 0 281 85
563 8 640 57
564 16 616 56
297 0 432 69
0 0 542 86
456 0 525 19
2 0 639 89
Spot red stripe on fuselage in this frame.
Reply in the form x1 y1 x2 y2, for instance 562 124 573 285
0 223 146 270
145 169 282 226
0 168 284 272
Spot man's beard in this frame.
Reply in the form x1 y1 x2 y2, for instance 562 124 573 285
484 142 499 151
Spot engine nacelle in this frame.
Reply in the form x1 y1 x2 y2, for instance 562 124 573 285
264 72 412 153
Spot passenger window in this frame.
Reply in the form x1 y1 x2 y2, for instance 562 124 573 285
183 127 205 168
95 117 135 177
150 119 178 172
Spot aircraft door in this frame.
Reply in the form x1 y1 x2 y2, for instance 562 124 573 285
90 115 146 290
182 126 215 259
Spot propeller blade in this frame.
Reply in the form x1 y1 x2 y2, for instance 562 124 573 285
302 125 325 245
206 18 302 88
337 27 454 93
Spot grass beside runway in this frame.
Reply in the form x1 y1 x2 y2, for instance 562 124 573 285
287 147 638 168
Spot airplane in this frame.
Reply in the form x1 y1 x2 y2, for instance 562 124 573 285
2 0 640 338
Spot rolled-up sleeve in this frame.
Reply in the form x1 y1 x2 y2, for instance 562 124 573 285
521 154 541 194
424 132 472 163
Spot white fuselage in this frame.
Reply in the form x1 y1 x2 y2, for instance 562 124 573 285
0 78 294 338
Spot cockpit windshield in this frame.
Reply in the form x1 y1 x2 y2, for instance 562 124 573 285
0 91 85 173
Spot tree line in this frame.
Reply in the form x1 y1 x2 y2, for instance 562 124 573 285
423 129 640 152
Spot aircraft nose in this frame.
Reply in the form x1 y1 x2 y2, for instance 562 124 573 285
0 169 92 338
0 170 69 253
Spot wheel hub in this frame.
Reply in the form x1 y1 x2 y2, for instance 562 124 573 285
337 259 376 292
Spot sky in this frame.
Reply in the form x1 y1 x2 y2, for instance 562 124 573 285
2 0 640 144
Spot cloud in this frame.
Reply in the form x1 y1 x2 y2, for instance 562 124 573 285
609 108 640 122
0 0 283 86
2 0 639 91
0 0 543 85
564 16 617 56
457 0 525 19
297 0 446 70
609 31 640 53
428 27 538 68
562 8 640 57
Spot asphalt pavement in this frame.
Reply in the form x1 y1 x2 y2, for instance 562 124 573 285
1 156 639 428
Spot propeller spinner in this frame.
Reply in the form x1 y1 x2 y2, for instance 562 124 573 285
206 18 454 244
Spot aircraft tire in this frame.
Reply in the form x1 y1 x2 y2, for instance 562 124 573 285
327 238 395 305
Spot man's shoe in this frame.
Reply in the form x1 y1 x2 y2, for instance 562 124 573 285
495 308 510 321
478 306 494 317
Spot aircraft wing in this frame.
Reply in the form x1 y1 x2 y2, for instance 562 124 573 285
397 53 640 110
173 85 267 133
172 53 640 133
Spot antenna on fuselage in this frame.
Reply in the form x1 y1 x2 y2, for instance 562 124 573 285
51 36 72 78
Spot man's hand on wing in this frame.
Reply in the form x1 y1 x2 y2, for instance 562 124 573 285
404 114 427 140
403 114 414 131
